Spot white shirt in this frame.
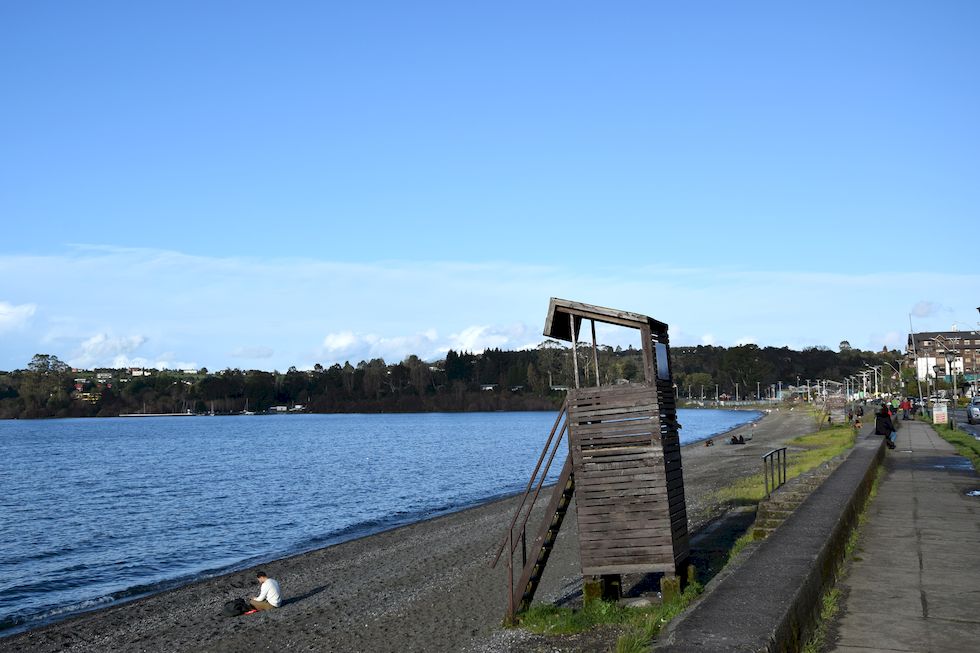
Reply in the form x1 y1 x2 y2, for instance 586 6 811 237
256 578 282 607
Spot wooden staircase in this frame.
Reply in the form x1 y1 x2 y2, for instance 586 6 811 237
511 457 575 614
492 401 573 622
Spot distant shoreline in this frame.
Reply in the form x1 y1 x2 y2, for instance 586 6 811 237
1 400 777 421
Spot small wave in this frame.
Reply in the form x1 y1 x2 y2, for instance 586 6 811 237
0 595 113 635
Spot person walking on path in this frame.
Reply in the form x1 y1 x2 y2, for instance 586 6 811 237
874 405 896 449
248 571 282 611
828 419 980 651
900 397 912 420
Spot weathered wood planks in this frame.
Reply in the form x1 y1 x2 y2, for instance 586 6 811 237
567 382 689 575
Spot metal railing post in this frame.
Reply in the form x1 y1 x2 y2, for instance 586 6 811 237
507 529 515 622
764 455 770 498
521 528 527 569
763 447 788 498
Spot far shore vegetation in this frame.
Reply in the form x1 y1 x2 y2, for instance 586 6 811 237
1 343 909 420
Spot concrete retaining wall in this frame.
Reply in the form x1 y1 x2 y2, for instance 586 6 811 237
655 427 885 652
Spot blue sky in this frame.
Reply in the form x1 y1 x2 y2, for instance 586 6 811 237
2 2 978 371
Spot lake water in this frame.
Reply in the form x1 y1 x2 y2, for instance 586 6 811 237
0 408 759 635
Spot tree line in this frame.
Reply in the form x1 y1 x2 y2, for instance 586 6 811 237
0 342 910 419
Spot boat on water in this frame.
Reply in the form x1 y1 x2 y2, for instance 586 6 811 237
119 410 195 418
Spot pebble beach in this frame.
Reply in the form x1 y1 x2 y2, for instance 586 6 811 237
1 408 816 653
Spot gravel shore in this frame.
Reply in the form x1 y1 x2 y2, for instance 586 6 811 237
1 407 817 653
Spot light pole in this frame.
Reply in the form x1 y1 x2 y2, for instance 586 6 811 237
945 350 957 399
882 361 901 396
866 365 881 397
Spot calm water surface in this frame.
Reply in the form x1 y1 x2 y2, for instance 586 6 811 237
0 409 758 634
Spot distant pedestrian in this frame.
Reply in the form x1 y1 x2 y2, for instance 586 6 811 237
248 571 282 611
900 397 912 421
874 407 896 450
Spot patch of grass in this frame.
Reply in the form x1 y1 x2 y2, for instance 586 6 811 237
722 531 757 567
518 581 704 652
519 598 634 635
713 425 856 506
614 582 703 653
936 427 980 471
802 587 842 653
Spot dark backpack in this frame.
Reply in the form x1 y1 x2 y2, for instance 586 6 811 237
223 598 250 617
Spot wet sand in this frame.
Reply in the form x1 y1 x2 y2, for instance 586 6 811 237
1 408 816 653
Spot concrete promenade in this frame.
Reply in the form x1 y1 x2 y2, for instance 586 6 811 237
829 419 980 652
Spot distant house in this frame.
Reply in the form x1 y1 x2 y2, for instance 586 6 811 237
480 384 498 391
271 405 288 412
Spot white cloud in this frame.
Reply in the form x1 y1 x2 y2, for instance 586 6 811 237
447 324 528 353
314 324 532 365
911 301 942 318
318 329 442 364
2 245 979 371
322 331 362 353
71 333 148 368
0 301 36 332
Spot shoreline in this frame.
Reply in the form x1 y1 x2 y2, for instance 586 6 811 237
2 409 764 637
1 407 796 653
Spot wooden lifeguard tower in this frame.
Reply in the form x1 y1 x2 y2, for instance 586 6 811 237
493 298 689 620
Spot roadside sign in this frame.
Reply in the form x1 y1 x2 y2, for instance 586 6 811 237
933 402 948 425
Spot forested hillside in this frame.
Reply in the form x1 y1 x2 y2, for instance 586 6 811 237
0 342 910 419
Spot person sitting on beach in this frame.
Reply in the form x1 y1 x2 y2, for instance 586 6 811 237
248 571 282 611
737 435 745 444
730 435 739 445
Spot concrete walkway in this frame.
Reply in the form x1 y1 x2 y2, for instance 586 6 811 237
829 419 980 652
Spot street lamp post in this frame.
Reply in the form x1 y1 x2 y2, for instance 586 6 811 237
945 351 957 399
866 365 882 397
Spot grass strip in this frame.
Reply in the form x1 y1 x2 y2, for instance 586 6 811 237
613 583 703 653
800 464 882 653
934 426 980 471
517 582 703 652
713 424 857 506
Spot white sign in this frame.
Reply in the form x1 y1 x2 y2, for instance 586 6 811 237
933 402 948 425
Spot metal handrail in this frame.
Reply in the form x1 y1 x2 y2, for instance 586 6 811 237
763 447 788 498
491 400 568 568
